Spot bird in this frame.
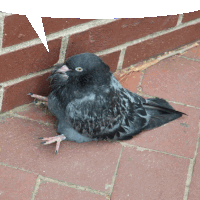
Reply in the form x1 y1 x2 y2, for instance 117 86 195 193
29 52 186 154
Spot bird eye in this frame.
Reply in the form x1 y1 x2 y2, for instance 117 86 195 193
75 67 83 72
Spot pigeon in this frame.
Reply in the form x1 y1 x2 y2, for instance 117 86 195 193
29 53 186 154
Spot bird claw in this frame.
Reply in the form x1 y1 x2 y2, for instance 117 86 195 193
39 135 66 154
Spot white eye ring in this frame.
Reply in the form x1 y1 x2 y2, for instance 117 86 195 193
75 67 83 72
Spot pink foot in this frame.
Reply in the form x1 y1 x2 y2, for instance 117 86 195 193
28 93 48 106
39 135 66 154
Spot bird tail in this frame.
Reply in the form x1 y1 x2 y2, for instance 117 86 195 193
143 97 186 130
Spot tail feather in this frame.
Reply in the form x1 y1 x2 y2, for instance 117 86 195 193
143 98 186 130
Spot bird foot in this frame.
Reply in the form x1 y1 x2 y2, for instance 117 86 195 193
28 93 48 106
39 135 66 154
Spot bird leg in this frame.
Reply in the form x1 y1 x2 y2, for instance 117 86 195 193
39 134 66 154
28 93 48 106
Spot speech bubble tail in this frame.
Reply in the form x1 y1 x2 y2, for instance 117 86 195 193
26 15 49 52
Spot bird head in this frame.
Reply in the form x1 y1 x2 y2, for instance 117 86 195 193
50 53 111 90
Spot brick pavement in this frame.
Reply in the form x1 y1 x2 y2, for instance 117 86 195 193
0 45 200 200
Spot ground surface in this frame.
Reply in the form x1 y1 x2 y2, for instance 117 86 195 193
0 45 200 200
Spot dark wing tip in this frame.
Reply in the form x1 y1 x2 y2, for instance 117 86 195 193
143 102 188 116
181 112 188 116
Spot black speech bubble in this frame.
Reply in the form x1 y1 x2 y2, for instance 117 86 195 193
26 15 49 52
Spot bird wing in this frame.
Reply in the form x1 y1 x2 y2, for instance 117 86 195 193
65 86 149 140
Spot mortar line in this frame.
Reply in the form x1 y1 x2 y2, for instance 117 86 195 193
160 99 200 110
137 70 145 94
0 65 55 87
0 161 38 175
3 12 12 16
84 18 200 57
9 112 55 126
116 48 126 70
31 175 42 200
0 19 116 56
179 55 200 62
106 146 123 196
0 102 55 126
1 17 200 57
124 40 200 74
0 29 199 88
39 176 107 196
0 86 3 113
183 124 200 200
0 159 110 198
0 12 5 109
176 14 183 26
120 142 191 160
0 103 31 118
0 12 5 52
58 35 69 63
137 92 200 110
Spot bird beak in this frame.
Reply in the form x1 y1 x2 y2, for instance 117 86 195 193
57 65 72 73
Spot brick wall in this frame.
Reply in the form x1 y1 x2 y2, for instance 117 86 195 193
0 11 200 113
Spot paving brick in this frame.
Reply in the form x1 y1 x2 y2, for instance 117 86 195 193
122 103 199 158
182 42 200 60
14 104 56 125
66 16 178 58
112 56 200 158
187 137 200 200
142 56 200 107
42 18 94 35
3 14 39 47
1 72 51 113
0 38 61 83
182 10 200 23
35 181 107 200
117 71 142 93
111 147 189 200
0 117 122 192
0 165 37 200
123 23 200 68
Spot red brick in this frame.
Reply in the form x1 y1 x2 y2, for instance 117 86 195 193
123 103 199 158
3 14 39 47
142 56 200 107
42 18 94 35
188 137 200 200
123 22 200 68
99 51 120 72
0 117 122 192
111 147 189 200
113 55 200 158
182 42 200 60
35 181 106 200
182 10 200 23
117 71 142 93
1 72 51 113
0 38 61 83
0 165 37 200
66 16 178 57
15 104 56 125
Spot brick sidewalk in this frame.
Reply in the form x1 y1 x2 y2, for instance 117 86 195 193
0 45 200 200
